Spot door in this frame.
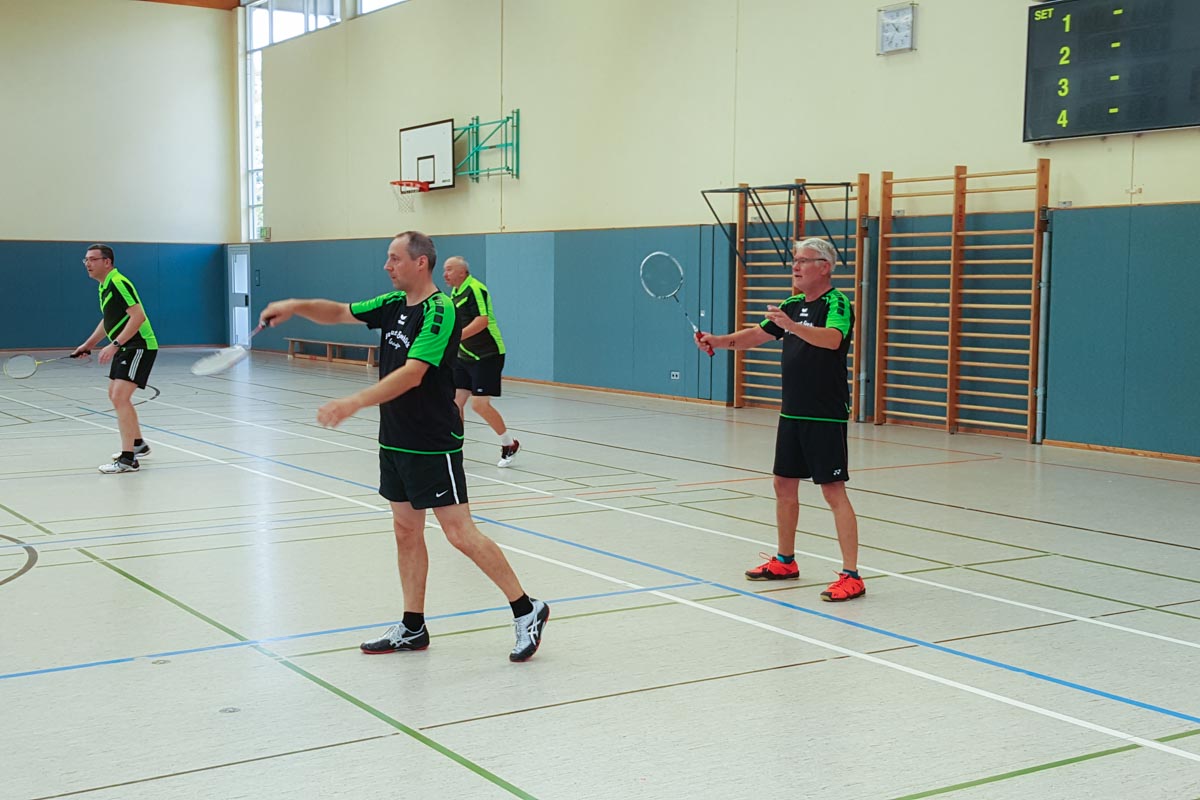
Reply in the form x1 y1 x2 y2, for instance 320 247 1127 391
227 245 251 346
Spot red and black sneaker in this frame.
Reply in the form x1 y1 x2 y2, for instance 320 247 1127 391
820 572 866 602
745 554 800 581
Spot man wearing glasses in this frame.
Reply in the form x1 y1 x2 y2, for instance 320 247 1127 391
695 237 864 602
73 244 158 474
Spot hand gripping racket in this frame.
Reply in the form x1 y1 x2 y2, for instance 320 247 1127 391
3 351 91 379
190 323 266 376
638 251 714 356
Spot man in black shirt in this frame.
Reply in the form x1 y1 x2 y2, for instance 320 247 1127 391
259 231 550 661
697 237 864 602
73 244 158 474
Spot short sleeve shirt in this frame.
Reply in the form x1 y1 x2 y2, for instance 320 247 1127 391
759 289 853 422
350 291 464 453
99 269 158 349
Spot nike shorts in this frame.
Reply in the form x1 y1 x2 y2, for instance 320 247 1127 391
378 448 469 509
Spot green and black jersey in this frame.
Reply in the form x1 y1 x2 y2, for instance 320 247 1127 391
759 288 853 422
99 269 157 349
450 275 506 361
350 290 464 454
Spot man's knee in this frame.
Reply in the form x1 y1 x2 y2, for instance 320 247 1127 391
773 475 800 498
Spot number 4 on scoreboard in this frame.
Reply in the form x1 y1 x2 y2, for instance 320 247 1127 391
1057 109 1069 128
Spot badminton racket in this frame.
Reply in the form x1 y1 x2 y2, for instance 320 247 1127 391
190 323 266 377
3 351 91 380
639 251 714 356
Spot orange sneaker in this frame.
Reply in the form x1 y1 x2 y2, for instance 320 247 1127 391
821 572 866 602
745 554 800 581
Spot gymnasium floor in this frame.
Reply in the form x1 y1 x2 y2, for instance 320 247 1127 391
2 350 1198 799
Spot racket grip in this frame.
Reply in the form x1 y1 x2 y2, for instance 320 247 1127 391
71 349 91 358
695 331 714 357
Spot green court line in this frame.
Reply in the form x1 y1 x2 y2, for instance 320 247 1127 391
681 499 1200 599
21 535 539 798
889 728 1200 800
968 567 1200 622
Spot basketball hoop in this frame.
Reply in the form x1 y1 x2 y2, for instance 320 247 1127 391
390 180 430 213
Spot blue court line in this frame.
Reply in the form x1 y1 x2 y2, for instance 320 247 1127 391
474 514 1200 726
0 581 699 682
0 509 388 552
76 407 381 492
58 409 1200 725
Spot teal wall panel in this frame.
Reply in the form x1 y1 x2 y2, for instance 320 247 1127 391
1123 205 1200 456
1044 207 1131 447
484 232 555 382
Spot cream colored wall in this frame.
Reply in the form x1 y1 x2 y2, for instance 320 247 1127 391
0 0 239 242
260 0 1200 240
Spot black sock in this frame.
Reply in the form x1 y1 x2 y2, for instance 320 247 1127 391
510 594 533 618
134 439 145 447
119 451 135 463
402 611 424 631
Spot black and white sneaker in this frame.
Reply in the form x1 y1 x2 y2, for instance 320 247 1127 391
110 443 151 461
98 458 139 474
497 440 521 468
510 599 549 662
360 624 430 654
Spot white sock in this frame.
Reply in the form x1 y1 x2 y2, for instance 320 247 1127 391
500 432 514 447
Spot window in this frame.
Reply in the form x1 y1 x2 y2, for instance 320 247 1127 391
360 0 410 14
244 0 341 240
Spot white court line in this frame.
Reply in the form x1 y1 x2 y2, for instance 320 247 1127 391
10 390 1200 763
145 395 1200 653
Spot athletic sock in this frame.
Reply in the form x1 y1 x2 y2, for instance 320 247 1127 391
776 553 795 564
500 432 514 447
509 594 533 618
402 611 425 632
133 438 145 447
842 569 860 580
119 451 135 463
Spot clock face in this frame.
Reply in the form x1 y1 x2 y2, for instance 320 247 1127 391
878 4 915 54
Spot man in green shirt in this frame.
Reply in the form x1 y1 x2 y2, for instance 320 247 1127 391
697 237 864 602
258 231 550 662
73 244 158 474
442 257 521 467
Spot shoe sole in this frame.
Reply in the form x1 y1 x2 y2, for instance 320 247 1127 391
360 644 429 654
510 608 550 663
745 573 800 581
820 589 866 602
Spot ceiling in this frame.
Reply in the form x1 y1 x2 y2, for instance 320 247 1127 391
138 0 241 10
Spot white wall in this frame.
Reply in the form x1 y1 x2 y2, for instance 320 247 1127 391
0 0 239 242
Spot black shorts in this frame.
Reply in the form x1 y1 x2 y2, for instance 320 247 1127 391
773 418 850 484
379 448 469 509
109 348 157 389
453 354 505 396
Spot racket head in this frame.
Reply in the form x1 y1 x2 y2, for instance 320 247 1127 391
3 355 37 379
190 345 250 376
639 251 685 300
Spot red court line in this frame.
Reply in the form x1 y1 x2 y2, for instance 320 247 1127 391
574 486 659 496
856 456 1002 472
1010 458 1200 487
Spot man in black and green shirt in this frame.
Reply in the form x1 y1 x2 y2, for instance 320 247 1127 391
258 231 550 662
74 244 158 474
697 237 864 602
443 256 520 468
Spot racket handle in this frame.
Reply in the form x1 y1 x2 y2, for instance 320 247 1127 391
695 331 714 357
71 349 91 358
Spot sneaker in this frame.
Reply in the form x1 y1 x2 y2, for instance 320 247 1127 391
360 623 430 654
110 443 151 461
497 440 521 468
98 458 139 474
745 553 800 581
510 598 549 662
821 572 866 602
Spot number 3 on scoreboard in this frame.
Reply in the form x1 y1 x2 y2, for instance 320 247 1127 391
1057 109 1069 128
1058 78 1069 97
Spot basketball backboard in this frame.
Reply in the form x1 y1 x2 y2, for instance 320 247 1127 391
398 118 455 190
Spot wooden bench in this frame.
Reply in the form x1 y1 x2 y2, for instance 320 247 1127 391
285 338 378 367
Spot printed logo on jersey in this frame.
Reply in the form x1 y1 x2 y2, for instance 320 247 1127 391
385 328 411 350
